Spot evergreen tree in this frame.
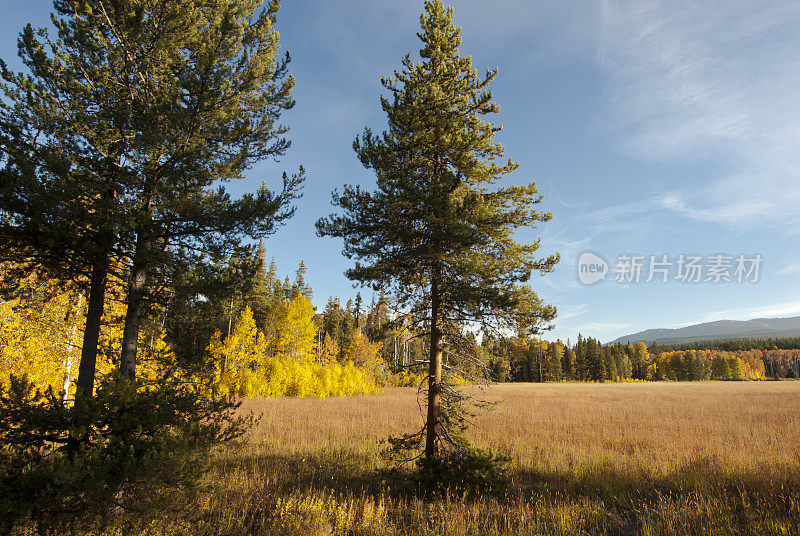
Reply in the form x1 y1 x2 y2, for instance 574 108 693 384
711 355 731 380
0 0 304 393
562 346 575 381
292 260 313 300
163 246 261 364
249 241 272 331
586 338 605 381
631 342 650 380
354 292 364 326
322 297 344 346
603 345 616 381
575 334 587 381
548 341 564 381
316 0 558 459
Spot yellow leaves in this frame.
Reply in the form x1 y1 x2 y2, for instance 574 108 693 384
272 294 317 363
344 329 383 371
0 282 89 399
0 268 177 399
207 303 377 398
137 329 180 385
1 267 378 402
320 332 339 365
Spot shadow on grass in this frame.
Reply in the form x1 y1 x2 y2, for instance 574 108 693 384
213 448 418 498
214 447 799 505
205 449 800 536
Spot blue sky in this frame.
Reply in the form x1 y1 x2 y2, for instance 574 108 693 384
3 1 799 343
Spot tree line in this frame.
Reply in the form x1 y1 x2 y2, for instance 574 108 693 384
6 240 796 409
650 337 800 352
483 335 799 382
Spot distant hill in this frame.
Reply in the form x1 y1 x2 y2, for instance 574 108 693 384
610 316 800 345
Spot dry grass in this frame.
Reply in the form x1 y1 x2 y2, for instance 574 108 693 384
195 382 800 535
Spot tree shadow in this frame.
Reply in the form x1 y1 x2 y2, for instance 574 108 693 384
212 448 419 499
208 449 800 535
214 447 799 505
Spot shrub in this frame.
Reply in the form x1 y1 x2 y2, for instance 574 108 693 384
0 374 251 534
416 446 510 497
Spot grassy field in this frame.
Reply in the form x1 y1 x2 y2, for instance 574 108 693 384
196 382 800 535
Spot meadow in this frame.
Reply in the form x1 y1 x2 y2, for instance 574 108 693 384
188 382 800 536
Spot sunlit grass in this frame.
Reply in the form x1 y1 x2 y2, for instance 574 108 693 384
184 382 800 535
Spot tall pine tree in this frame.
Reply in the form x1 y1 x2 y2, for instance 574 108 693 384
317 0 558 459
0 0 303 392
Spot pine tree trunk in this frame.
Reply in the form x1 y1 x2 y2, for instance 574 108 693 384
120 236 151 381
425 262 444 459
76 258 109 399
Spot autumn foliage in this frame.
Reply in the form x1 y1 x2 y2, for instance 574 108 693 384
207 299 380 398
0 270 385 401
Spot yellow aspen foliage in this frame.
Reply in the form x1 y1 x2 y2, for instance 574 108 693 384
137 329 182 386
739 351 766 380
209 307 269 397
0 267 181 399
0 278 96 401
344 328 386 383
320 332 339 365
207 305 377 398
0 297 58 390
272 294 317 363
2 268 378 401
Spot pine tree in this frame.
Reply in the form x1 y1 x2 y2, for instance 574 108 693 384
292 261 313 300
0 0 303 393
316 0 557 459
354 292 364 326
575 334 587 381
562 346 575 380
548 341 564 381
632 342 650 380
587 338 605 381
249 241 272 331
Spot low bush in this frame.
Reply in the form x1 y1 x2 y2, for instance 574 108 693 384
0 374 251 534
416 447 511 497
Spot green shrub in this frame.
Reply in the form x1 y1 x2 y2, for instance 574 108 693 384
416 446 510 496
0 374 252 534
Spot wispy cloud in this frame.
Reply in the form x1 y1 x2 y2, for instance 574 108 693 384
555 304 589 322
563 321 632 341
598 0 800 231
777 262 800 277
698 299 800 322
540 195 665 267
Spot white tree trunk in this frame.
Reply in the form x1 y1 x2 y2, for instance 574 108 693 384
62 293 84 406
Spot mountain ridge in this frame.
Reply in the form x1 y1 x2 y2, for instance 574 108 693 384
610 316 800 345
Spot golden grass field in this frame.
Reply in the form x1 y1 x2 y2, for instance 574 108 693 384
200 382 800 535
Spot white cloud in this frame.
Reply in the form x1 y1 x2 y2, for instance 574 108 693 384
598 0 800 231
555 304 588 322
698 300 800 322
777 262 800 276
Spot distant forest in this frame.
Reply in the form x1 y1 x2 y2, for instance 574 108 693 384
4 248 799 394
651 337 800 352
487 336 800 383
